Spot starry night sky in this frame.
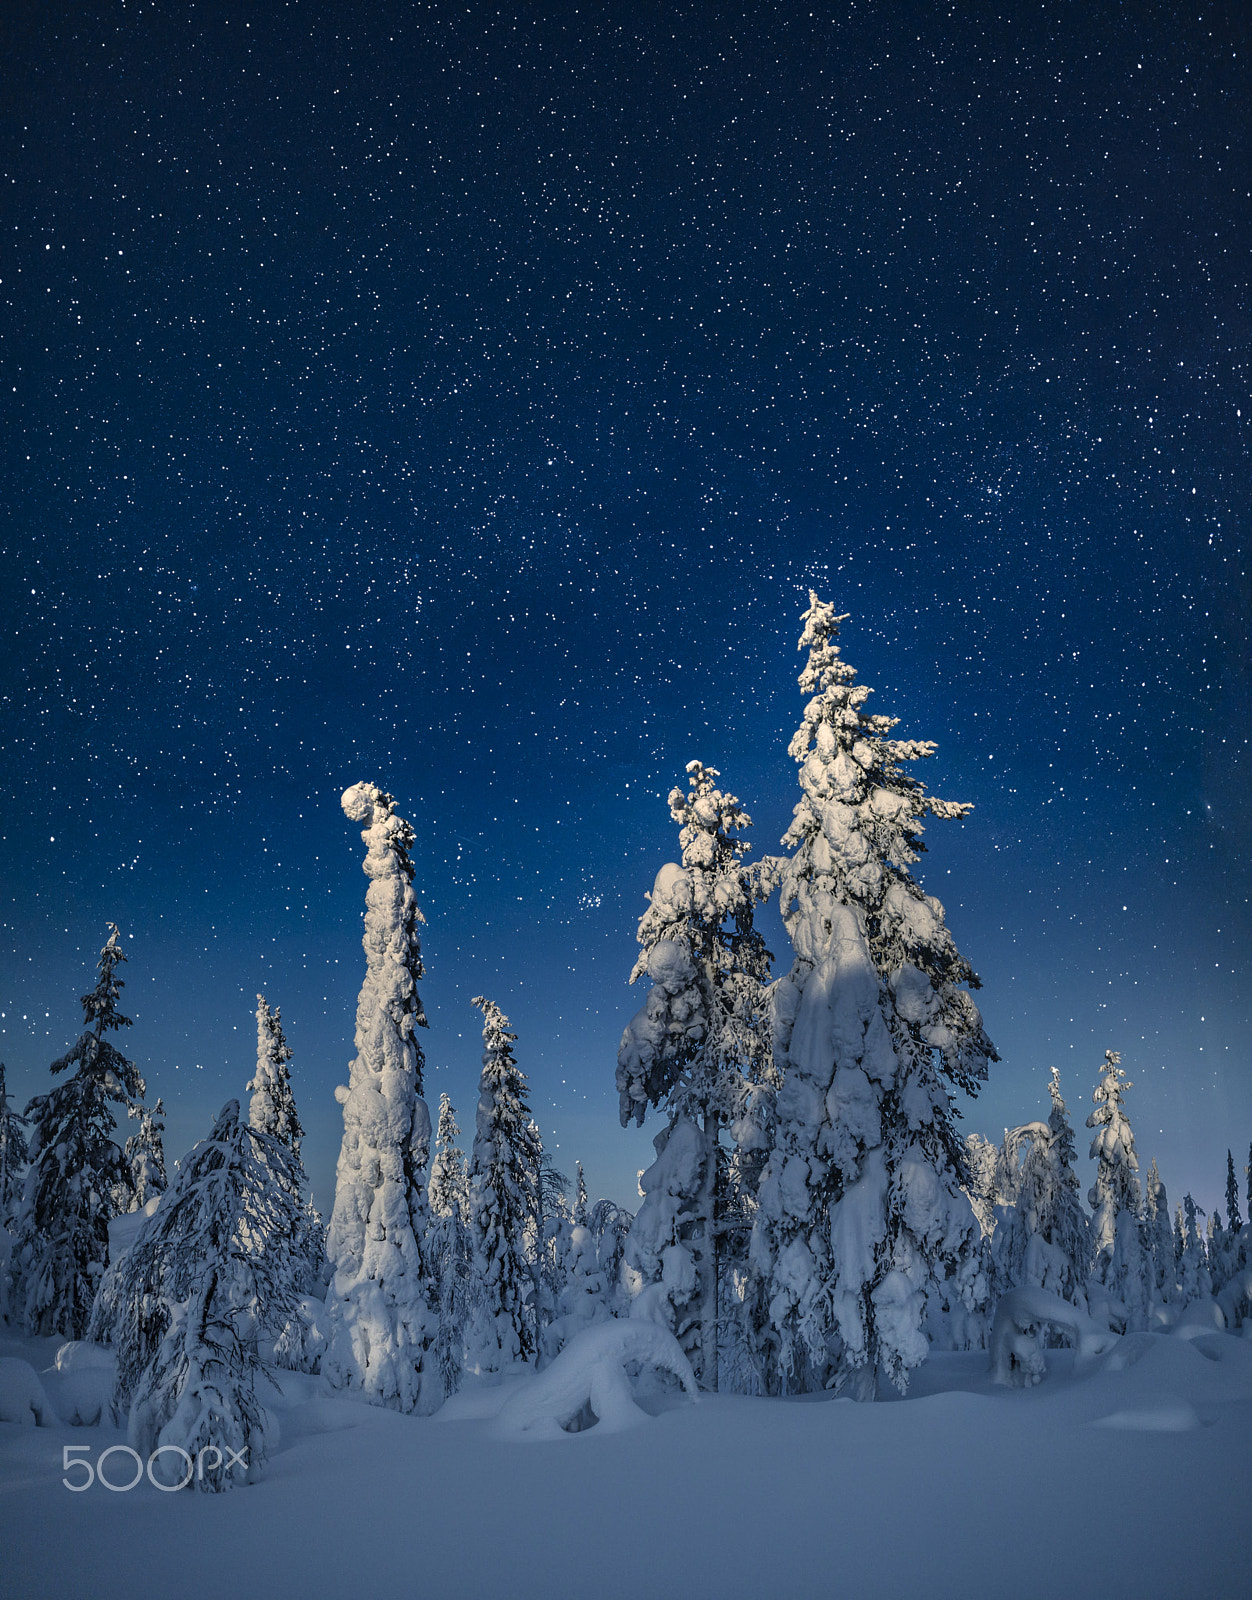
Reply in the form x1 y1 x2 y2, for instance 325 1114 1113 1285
2 1 1248 1218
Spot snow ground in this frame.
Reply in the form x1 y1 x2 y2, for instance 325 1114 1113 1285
2 1328 1250 1600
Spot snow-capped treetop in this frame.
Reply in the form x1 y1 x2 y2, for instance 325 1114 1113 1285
574 1161 589 1228
339 781 428 1089
777 593 994 1095
1225 1149 1243 1236
617 760 772 1128
80 924 133 1038
1086 1050 1139 1212
124 1096 167 1210
429 1092 469 1222
249 995 304 1156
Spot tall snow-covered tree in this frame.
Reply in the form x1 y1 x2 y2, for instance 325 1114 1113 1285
124 1097 168 1210
617 760 774 1389
249 995 304 1158
1086 1050 1146 1332
749 595 996 1398
573 1161 589 1228
467 996 541 1367
111 1100 307 1492
323 783 437 1414
248 995 320 1289
9 925 146 1337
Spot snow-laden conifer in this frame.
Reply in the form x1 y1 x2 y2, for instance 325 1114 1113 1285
467 997 541 1367
1085 1050 1147 1331
124 1097 167 1210
113 1100 306 1491
249 995 304 1157
323 783 437 1413
9 926 146 1337
1222 1150 1241 1231
573 1161 589 1228
617 761 774 1389
749 595 996 1397
961 1132 999 1238
247 995 320 1290
427 1093 474 1397
0 1062 28 1225
1142 1157 1175 1310
1177 1193 1212 1307
0 1062 29 1326
990 1071 1089 1314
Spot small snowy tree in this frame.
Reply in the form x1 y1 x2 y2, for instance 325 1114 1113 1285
991 1071 1089 1318
573 1161 589 1228
124 1097 168 1210
1085 1050 1147 1332
749 595 996 1397
9 926 146 1337
1177 1193 1212 1307
323 783 437 1414
617 760 774 1389
249 995 303 1157
113 1100 307 1491
427 1093 474 1396
467 997 542 1368
1142 1157 1175 1310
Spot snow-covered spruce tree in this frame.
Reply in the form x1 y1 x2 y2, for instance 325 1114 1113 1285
323 783 438 1414
0 1062 29 1325
1177 1193 1212 1307
248 995 322 1292
1085 1050 1147 1332
617 760 774 1389
9 925 147 1337
249 995 304 1157
574 1161 589 1227
1226 1150 1243 1237
1142 1157 1175 1311
589 1196 633 1318
1224 1150 1246 1277
114 1100 307 1492
749 595 997 1398
468 997 542 1367
124 1097 167 1209
990 1071 1089 1315
0 1061 28 1225
427 1092 474 1396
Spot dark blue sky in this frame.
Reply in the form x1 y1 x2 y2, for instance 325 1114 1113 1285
2 0 1248 1218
